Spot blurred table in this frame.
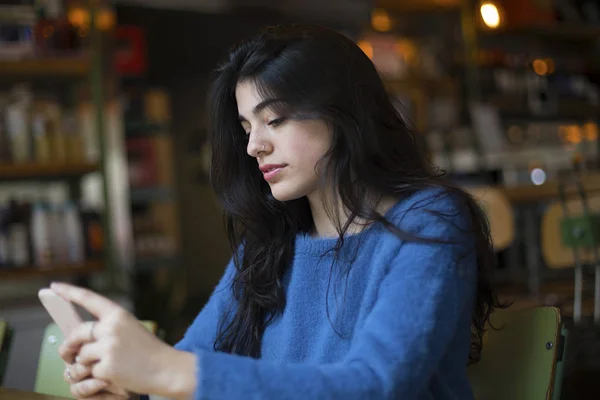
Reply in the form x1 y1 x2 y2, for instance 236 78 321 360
0 388 69 400
500 172 600 204
497 171 600 295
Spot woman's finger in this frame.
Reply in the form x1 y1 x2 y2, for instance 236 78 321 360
70 378 108 399
77 341 104 366
51 283 120 319
64 364 128 398
64 363 92 383
59 321 98 364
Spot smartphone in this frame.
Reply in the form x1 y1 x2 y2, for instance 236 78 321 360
38 288 83 336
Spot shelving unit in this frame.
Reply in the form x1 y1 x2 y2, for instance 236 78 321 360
125 123 181 270
367 2 600 305
0 260 104 280
453 3 600 317
0 56 91 77
115 83 182 275
0 163 100 180
115 78 184 328
0 2 127 291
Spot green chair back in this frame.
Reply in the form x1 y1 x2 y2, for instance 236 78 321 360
34 321 158 398
0 319 14 385
468 307 568 400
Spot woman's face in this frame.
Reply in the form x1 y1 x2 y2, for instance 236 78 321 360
236 80 333 202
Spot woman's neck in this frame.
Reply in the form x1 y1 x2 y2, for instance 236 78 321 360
307 191 399 238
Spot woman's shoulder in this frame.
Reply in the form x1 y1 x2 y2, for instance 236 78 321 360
351 186 478 280
381 186 473 239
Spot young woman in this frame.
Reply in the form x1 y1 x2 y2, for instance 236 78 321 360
54 24 502 400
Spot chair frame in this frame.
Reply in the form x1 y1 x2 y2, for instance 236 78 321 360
0 319 14 386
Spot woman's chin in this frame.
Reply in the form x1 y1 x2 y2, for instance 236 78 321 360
269 184 305 203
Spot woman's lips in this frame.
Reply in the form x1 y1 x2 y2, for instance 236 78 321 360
262 166 285 181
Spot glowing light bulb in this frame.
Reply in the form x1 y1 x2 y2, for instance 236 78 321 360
371 9 392 32
480 3 501 29
530 168 546 186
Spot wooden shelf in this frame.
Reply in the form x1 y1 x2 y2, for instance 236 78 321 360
0 162 100 180
0 260 104 280
0 55 91 77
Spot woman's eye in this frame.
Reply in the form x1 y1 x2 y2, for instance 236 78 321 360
268 117 286 127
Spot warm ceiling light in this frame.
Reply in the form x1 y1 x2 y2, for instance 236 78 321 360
68 4 115 31
68 6 89 28
371 9 392 32
532 58 555 76
533 59 549 76
480 2 501 29
96 8 116 31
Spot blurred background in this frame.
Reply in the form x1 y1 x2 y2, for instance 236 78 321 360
0 0 599 398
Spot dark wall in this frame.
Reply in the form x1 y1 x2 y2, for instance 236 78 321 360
116 6 301 83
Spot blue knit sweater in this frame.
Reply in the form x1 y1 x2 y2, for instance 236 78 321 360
175 190 477 399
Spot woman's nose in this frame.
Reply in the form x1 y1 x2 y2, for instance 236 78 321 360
246 131 269 157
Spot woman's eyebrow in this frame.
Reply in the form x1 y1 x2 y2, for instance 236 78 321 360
239 98 282 122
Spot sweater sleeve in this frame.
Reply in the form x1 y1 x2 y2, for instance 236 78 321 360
174 257 237 353
185 195 478 400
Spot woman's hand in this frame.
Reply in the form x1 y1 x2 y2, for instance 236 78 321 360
63 361 129 399
52 282 197 400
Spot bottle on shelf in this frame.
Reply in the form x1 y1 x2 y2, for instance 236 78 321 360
63 109 84 163
29 95 68 164
0 182 106 271
81 204 104 261
46 184 69 264
46 99 68 164
5 195 33 268
77 101 101 164
0 85 95 166
32 99 52 164
0 95 12 163
5 84 34 164
0 193 10 269
63 200 84 264
30 195 52 267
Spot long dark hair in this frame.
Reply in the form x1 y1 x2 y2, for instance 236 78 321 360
208 24 503 363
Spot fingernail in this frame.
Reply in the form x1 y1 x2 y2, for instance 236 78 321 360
50 282 65 291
